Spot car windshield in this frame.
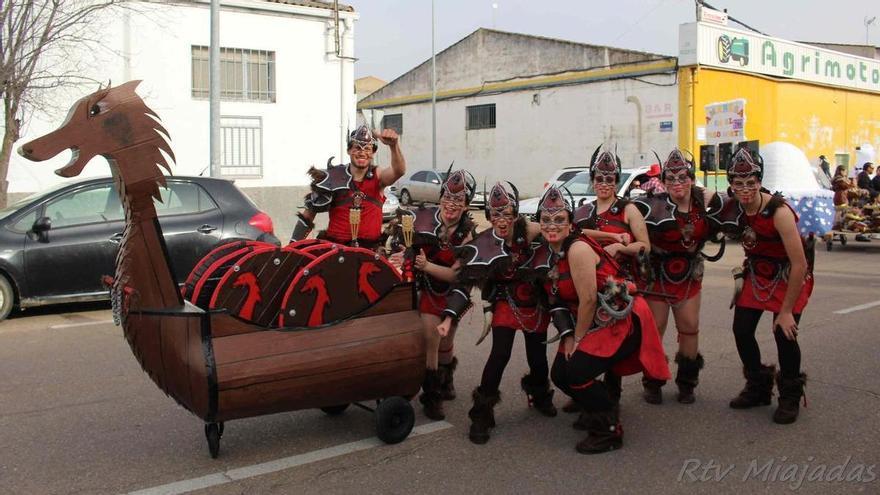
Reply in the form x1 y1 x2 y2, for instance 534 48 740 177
560 172 632 196
0 181 74 221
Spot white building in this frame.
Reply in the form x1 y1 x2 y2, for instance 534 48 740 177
10 0 358 238
359 29 679 197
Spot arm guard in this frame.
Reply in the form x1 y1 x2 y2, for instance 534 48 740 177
290 212 315 242
441 287 472 322
542 304 575 344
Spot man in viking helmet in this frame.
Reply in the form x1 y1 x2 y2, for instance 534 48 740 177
290 124 406 248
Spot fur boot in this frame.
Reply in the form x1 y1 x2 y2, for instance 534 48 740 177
520 373 558 417
729 364 776 409
773 372 807 424
674 353 705 404
419 369 445 420
438 357 458 401
468 387 501 444
575 409 623 455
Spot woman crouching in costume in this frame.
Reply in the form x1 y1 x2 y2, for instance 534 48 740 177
436 182 555 444
632 150 724 405
564 146 652 416
715 149 813 424
389 167 476 420
537 185 669 454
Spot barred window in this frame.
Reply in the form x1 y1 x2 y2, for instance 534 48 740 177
466 104 495 130
192 46 276 102
382 114 403 135
220 116 263 178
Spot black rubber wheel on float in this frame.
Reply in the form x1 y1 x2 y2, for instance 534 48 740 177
0 274 14 322
375 397 415 445
320 404 350 416
205 423 221 459
400 190 412 206
840 234 848 246
826 239 833 251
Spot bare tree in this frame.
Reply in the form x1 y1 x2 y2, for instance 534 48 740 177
0 0 131 207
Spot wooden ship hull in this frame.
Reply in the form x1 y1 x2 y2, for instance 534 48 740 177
129 284 423 423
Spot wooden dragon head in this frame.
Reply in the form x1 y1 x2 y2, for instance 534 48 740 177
18 80 175 200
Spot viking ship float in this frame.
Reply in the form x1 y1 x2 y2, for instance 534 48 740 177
18 81 425 458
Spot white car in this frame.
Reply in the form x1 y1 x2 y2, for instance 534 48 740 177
519 165 693 216
382 186 400 221
543 166 587 191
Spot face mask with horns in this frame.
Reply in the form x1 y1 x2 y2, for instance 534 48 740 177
485 181 519 220
589 145 622 182
726 147 764 181
440 163 477 204
659 149 696 181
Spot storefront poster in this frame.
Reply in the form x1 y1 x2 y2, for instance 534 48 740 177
705 99 746 145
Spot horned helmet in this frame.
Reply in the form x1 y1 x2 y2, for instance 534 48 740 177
725 147 763 181
439 162 477 205
485 181 519 220
660 149 696 181
589 145 622 183
347 124 377 152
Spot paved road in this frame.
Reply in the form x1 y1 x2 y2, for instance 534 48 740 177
1 243 878 495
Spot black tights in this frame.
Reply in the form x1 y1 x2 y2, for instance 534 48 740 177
480 327 549 393
551 324 642 413
732 306 802 378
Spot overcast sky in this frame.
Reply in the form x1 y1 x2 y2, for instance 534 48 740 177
353 0 880 82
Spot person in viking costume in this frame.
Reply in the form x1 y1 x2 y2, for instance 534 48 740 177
632 150 724 405
536 185 669 454
565 146 651 415
290 125 405 248
714 148 813 424
436 182 555 444
390 167 477 420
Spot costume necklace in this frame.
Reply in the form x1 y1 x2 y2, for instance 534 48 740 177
678 199 698 249
742 194 763 251
547 244 564 295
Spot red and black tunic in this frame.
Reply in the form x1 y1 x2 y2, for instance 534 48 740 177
575 198 642 284
485 222 550 333
736 196 813 314
637 194 712 304
415 209 474 317
542 235 670 380
323 167 385 246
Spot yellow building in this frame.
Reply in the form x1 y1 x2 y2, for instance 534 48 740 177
678 22 880 188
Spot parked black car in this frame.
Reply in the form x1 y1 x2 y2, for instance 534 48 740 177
0 175 279 321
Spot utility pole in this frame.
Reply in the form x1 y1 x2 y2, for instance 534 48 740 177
209 0 221 177
431 0 437 171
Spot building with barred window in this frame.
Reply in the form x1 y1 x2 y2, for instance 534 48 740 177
9 0 358 238
359 28 680 197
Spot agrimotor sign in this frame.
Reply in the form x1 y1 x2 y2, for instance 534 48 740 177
679 22 880 93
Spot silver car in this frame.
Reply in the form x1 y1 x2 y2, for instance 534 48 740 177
395 169 448 205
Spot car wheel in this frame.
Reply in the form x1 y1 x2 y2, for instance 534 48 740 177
0 274 15 322
399 190 412 205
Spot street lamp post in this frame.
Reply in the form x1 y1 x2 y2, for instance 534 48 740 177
866 16 877 46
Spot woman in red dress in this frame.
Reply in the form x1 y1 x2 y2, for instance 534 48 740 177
537 186 669 454
719 149 812 424
633 150 722 405
437 182 554 444
392 168 476 420
567 147 650 416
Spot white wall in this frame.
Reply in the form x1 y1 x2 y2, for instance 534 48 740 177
9 0 357 194
373 74 678 198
